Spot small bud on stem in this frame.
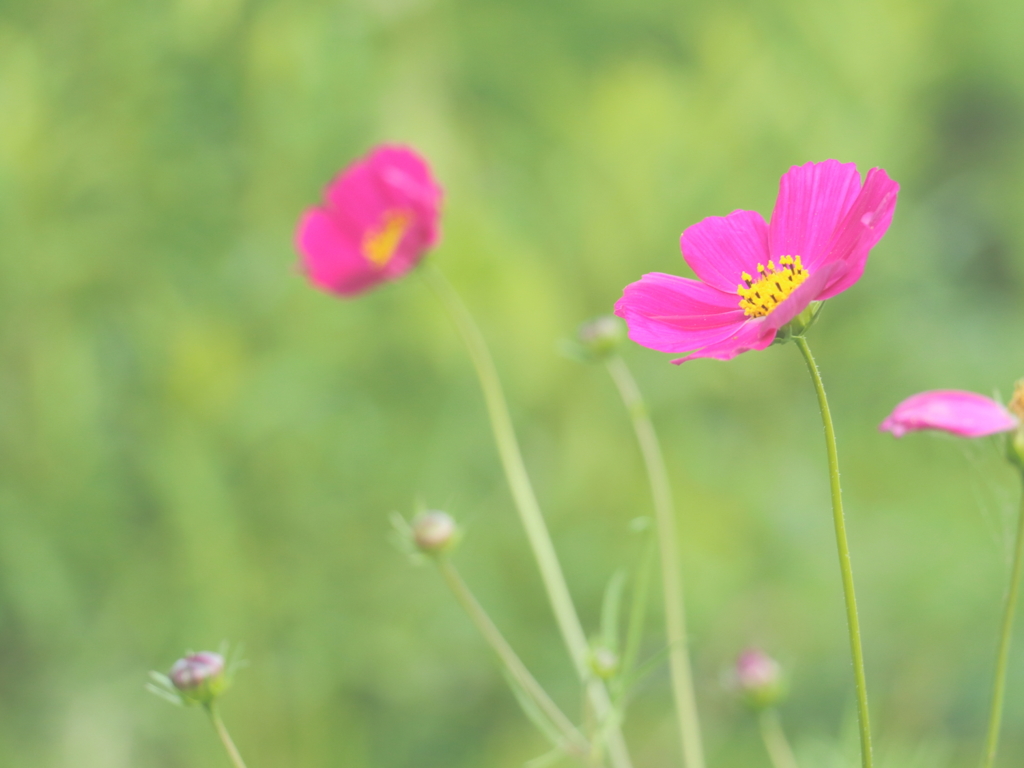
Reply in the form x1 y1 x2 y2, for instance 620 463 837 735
735 648 786 710
588 644 620 680
412 510 459 554
577 315 626 360
169 652 228 706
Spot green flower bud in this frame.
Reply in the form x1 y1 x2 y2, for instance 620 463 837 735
588 643 619 680
577 316 626 360
411 511 459 554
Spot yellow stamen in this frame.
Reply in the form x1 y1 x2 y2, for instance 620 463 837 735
1010 380 1024 421
736 254 809 318
363 210 412 266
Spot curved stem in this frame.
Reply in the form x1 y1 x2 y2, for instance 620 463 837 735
437 558 591 758
206 704 248 768
981 476 1024 768
758 709 800 768
794 336 872 768
605 355 705 768
421 264 632 768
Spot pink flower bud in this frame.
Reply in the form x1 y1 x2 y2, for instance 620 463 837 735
169 652 227 705
735 648 785 710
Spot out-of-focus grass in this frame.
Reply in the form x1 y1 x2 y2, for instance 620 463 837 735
2 0 1024 766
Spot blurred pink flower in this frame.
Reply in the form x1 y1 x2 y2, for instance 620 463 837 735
735 648 781 692
880 390 1019 439
296 145 443 297
734 648 786 709
614 160 899 362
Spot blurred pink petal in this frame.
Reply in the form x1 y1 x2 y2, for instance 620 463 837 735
295 145 443 297
879 390 1018 439
615 160 899 362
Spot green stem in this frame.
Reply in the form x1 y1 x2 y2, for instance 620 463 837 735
793 336 872 768
206 704 248 768
981 476 1024 768
437 558 591 758
605 354 705 768
421 264 633 768
758 709 800 768
617 531 655 700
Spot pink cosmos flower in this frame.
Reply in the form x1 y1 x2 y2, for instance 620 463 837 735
879 390 1019 439
296 145 443 297
614 160 899 362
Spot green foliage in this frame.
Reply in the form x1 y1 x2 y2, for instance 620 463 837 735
1 0 1024 766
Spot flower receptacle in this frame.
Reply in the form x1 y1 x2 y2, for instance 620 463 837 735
774 301 824 344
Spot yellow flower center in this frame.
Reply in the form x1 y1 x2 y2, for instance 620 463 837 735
363 210 412 267
736 255 809 318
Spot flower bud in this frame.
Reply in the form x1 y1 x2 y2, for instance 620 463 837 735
411 511 459 554
734 648 785 710
588 644 619 680
577 316 626 360
169 651 227 705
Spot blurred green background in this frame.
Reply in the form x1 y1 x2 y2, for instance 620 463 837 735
2 0 1024 765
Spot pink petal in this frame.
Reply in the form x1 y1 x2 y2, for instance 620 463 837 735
296 208 386 297
879 390 1018 439
768 160 863 271
818 168 899 300
614 273 748 354
369 145 445 217
670 316 775 363
680 210 770 293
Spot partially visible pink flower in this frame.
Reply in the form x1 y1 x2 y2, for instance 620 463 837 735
880 390 1019 439
296 145 443 297
614 160 899 362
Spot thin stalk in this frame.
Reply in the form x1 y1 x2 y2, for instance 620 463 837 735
758 709 800 768
421 264 632 768
437 558 591 758
794 336 872 768
618 532 656 699
206 704 248 768
981 476 1024 768
605 354 705 768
